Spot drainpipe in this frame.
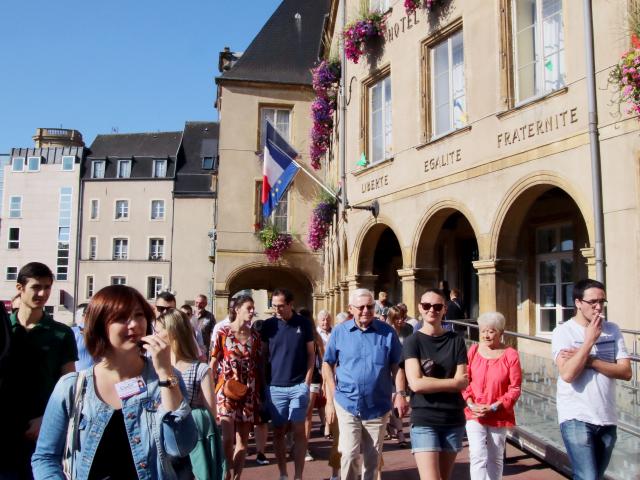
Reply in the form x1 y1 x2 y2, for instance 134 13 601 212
340 0 347 209
72 172 84 318
583 0 606 283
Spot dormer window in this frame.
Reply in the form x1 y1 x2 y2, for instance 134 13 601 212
202 156 217 170
12 157 25 172
117 159 132 178
153 159 167 178
91 160 105 179
27 156 41 172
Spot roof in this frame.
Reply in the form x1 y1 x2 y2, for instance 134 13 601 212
88 131 182 159
218 0 330 85
10 146 86 164
174 121 218 197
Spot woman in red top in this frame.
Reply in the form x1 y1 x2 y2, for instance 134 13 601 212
463 311 522 480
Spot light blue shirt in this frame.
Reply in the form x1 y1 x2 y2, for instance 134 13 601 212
323 319 402 420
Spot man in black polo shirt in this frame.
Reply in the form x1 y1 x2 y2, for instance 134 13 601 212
0 262 77 479
261 288 314 480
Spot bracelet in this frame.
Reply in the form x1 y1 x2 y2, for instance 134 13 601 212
397 390 408 397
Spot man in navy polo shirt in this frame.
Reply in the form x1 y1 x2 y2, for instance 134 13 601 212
261 288 314 480
322 288 403 480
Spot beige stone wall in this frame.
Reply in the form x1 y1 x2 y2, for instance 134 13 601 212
319 0 640 339
0 163 80 324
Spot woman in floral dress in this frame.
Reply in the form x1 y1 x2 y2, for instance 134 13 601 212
211 295 261 480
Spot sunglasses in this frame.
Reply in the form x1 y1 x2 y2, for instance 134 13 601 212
420 302 444 312
156 306 173 313
352 304 375 312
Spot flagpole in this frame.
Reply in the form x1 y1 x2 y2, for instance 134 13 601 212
290 157 342 203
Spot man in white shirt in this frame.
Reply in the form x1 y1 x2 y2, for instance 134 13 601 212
552 279 631 480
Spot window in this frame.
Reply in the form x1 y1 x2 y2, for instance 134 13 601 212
9 196 22 218
147 277 163 299
27 157 41 172
8 228 20 249
12 157 24 172
153 159 167 178
536 224 574 333
260 107 291 149
513 0 565 103
91 160 105 179
89 237 97 260
431 29 466 137
57 187 72 281
62 156 75 171
6 266 18 281
255 181 289 232
117 160 132 178
112 238 128 260
150 200 165 220
90 199 99 220
86 276 94 298
370 0 389 11
202 156 217 170
149 238 164 260
369 76 392 164
111 276 126 285
115 200 129 220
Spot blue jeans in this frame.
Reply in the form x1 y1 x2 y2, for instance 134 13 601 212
268 383 309 426
560 419 617 480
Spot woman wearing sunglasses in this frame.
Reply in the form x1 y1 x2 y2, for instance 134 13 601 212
403 288 468 480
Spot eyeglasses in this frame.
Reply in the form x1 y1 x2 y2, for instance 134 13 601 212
352 304 375 312
156 306 173 313
580 299 607 307
420 302 444 312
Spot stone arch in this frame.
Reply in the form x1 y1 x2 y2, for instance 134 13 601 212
351 216 406 275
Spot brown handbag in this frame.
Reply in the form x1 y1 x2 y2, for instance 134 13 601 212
223 378 248 401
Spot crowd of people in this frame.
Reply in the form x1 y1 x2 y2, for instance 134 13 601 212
0 261 631 480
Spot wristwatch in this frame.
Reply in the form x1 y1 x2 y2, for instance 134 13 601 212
397 390 408 397
158 375 179 388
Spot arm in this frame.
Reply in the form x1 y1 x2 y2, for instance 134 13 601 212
405 358 468 394
322 361 337 425
200 366 217 419
305 341 315 386
393 365 409 417
495 349 523 410
555 316 603 383
589 357 632 381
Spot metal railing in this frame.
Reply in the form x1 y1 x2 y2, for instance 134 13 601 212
447 320 640 480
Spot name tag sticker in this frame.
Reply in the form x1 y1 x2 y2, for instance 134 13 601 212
115 376 147 399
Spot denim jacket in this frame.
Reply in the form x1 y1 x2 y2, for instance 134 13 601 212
32 359 197 479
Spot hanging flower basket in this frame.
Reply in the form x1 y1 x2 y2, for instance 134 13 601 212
343 11 386 64
309 59 341 170
609 48 640 118
307 194 338 252
258 224 293 262
404 0 441 15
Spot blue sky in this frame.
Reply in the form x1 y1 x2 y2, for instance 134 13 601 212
0 0 282 153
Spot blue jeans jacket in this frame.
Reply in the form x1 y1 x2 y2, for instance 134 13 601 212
32 360 197 479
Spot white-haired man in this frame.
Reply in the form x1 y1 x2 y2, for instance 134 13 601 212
322 288 404 480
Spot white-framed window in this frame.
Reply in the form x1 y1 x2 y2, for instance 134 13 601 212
112 238 128 260
117 159 132 178
91 160 105 179
512 0 565 103
147 276 163 299
111 276 126 285
150 200 165 220
88 236 97 260
536 223 574 334
8 227 20 249
431 29 466 137
369 76 392 165
153 159 167 178
115 200 129 220
260 107 291 149
56 187 72 281
202 156 217 170
6 266 18 281
149 238 164 260
27 156 41 172
90 199 99 220
12 157 25 172
256 181 289 232
370 0 390 11
9 196 22 218
86 275 95 298
62 156 75 171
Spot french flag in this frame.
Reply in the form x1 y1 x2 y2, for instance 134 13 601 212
261 121 300 219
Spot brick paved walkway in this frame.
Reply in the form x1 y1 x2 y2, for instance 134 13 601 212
240 419 567 479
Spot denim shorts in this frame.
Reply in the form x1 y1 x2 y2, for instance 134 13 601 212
268 382 310 426
411 424 465 453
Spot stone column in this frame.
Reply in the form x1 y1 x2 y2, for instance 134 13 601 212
580 247 596 279
339 281 350 313
345 274 378 293
313 293 325 315
214 290 230 321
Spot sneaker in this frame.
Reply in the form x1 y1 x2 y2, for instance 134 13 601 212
304 450 314 462
278 476 289 480
256 452 269 465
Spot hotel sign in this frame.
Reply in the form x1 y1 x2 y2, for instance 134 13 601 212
385 10 420 42
497 107 578 148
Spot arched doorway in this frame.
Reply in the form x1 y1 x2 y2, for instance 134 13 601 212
415 208 479 318
357 224 403 305
495 186 590 336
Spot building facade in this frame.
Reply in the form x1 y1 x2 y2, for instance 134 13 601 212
315 0 640 346
0 128 86 324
